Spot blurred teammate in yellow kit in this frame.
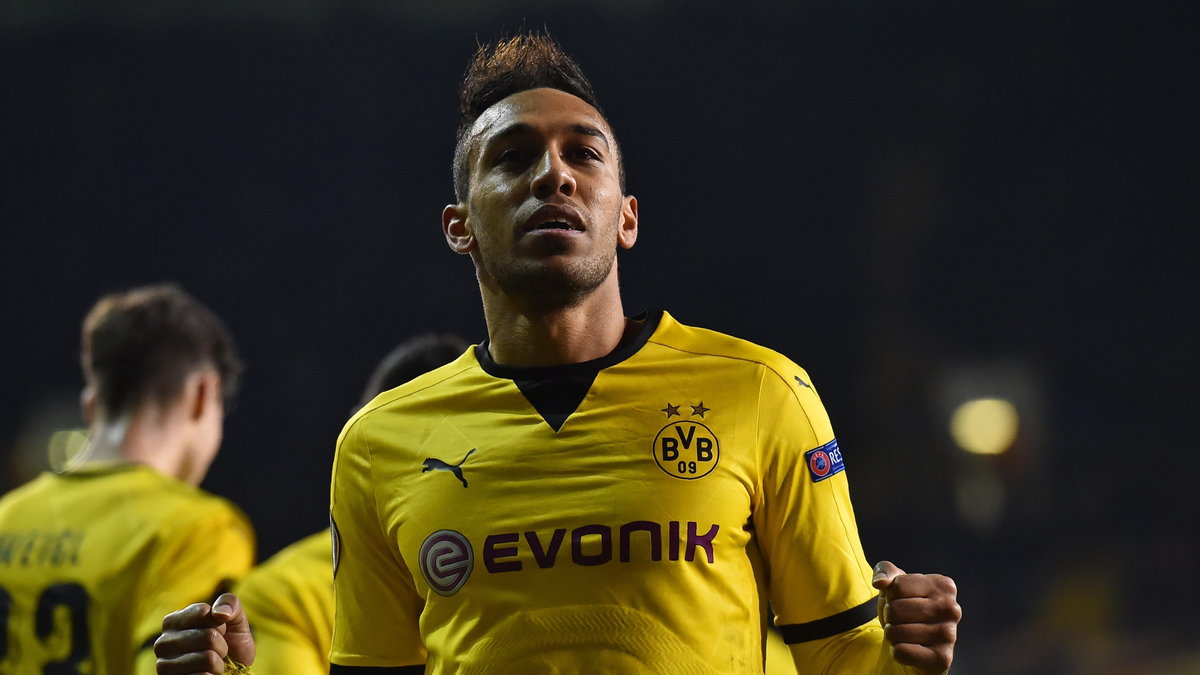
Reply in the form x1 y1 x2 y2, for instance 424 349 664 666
0 284 252 674
233 335 467 675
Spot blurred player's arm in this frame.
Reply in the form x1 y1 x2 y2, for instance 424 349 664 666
248 626 325 675
754 367 959 675
236 531 335 675
135 501 256 674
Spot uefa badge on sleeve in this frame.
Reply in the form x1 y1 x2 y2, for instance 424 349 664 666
804 439 845 483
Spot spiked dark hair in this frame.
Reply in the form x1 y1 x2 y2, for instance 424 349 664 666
452 32 624 201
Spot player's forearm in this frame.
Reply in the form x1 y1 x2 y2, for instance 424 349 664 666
788 623 941 675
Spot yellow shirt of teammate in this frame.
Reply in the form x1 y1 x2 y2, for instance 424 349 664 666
0 462 254 674
236 530 333 675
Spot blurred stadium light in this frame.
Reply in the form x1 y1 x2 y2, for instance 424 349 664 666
950 397 1019 456
47 427 89 472
933 359 1047 533
8 393 82 488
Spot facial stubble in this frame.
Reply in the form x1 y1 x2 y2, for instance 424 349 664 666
479 225 619 313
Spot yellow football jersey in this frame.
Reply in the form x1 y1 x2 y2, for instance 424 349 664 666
0 462 254 674
329 311 884 673
236 530 333 675
230 539 796 675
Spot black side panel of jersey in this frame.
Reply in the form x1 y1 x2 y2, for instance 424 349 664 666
777 596 878 643
330 666 424 674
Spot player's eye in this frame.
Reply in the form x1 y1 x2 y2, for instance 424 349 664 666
495 148 529 166
571 146 602 162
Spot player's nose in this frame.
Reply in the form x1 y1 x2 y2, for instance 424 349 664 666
530 151 576 199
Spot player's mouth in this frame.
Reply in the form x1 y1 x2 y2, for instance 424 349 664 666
522 204 586 234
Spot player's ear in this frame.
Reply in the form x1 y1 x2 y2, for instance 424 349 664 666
81 386 96 425
617 195 638 250
443 204 475 255
185 370 221 422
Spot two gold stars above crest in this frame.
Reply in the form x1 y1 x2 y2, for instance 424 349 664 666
660 402 709 418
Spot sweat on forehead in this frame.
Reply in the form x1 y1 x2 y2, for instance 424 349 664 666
467 88 612 154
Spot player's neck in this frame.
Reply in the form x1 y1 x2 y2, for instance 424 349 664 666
482 280 631 368
83 405 192 482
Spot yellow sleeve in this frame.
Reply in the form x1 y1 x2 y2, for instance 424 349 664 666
329 418 426 667
754 367 876 626
237 531 334 675
751 367 888 672
132 498 255 674
788 622 927 675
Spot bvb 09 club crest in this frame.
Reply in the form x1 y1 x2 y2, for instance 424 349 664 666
653 420 720 479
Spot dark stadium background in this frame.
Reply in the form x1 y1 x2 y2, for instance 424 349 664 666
2 2 1195 672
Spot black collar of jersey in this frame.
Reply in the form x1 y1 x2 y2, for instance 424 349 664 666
474 309 660 381
474 310 661 432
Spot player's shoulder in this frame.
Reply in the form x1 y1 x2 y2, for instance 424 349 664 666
170 483 250 525
341 347 480 433
1 464 229 512
128 464 239 508
651 311 817 390
150 490 255 567
0 472 56 518
0 472 51 502
101 465 251 533
0 465 250 544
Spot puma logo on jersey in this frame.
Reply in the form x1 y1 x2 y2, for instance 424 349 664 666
422 448 476 487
